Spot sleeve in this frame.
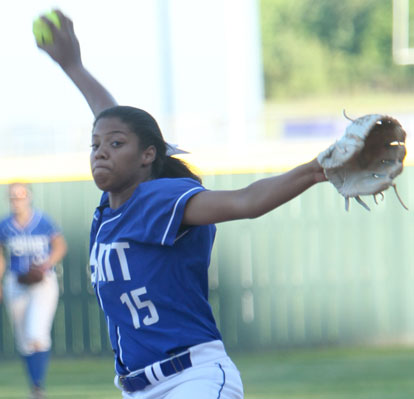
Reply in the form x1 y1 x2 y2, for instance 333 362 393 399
40 213 62 237
131 178 206 246
0 219 7 243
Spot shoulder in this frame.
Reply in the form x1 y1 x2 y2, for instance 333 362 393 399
33 210 60 232
134 178 205 207
34 210 53 224
140 177 205 196
0 214 12 225
0 215 13 229
0 215 14 240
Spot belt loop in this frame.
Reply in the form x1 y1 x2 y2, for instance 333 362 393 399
170 355 185 372
144 365 158 385
152 361 166 381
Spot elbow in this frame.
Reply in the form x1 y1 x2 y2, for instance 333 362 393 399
238 204 267 220
56 236 68 259
244 202 282 220
247 210 266 220
62 240 68 257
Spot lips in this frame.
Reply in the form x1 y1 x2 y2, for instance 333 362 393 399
91 164 113 189
92 163 111 173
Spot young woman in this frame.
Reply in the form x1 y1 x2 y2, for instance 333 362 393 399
0 183 67 399
37 11 326 398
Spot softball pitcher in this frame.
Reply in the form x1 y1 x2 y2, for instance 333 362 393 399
0 183 67 399
37 11 326 398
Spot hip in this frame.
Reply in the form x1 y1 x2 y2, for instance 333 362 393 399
116 340 243 398
3 269 58 300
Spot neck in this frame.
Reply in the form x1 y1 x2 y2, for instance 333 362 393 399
14 209 33 226
109 183 140 210
108 169 154 210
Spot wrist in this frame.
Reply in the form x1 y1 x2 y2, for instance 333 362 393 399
61 60 85 76
309 158 326 184
40 261 53 271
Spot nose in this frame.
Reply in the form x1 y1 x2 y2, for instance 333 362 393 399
93 144 109 159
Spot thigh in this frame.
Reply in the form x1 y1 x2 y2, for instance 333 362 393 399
3 273 31 353
27 273 59 337
3 273 29 326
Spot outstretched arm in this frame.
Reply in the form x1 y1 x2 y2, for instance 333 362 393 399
36 10 116 117
183 158 326 225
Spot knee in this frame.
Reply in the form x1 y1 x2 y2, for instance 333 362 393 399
27 339 49 353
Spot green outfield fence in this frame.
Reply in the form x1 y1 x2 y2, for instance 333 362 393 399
0 168 413 357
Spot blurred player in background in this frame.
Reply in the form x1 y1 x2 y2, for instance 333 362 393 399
0 183 67 399
37 11 326 399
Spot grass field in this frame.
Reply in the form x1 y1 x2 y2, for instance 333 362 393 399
1 345 414 398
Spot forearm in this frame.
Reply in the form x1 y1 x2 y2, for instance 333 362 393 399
62 64 117 117
241 159 325 218
183 158 326 225
42 235 67 270
0 257 5 282
0 249 6 283
37 11 117 118
0 254 4 302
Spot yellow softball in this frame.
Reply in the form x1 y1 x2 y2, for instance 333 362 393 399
33 11 61 45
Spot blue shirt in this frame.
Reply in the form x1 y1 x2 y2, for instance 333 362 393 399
0 210 60 274
89 178 222 374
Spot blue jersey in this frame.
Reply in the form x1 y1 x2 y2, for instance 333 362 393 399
89 178 222 374
0 210 60 274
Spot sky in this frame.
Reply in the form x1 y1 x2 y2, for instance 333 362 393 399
2 1 412 182
0 0 264 163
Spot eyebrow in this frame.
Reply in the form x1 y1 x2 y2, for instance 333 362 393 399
92 130 129 138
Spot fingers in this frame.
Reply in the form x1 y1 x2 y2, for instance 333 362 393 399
52 9 75 34
52 9 66 22
35 15 58 51
36 9 73 50
35 9 83 68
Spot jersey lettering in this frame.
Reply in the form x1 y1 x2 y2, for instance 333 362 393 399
89 242 98 283
102 243 113 281
8 235 49 257
97 243 108 282
89 241 132 283
120 287 159 329
111 242 131 280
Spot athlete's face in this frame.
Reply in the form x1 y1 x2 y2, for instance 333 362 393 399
90 117 156 195
8 184 32 215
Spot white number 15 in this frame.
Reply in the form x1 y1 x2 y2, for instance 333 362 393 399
120 286 159 329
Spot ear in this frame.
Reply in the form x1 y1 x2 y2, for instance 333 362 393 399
141 145 156 166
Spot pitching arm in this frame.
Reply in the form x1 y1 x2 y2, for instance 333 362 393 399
36 10 117 117
183 158 326 226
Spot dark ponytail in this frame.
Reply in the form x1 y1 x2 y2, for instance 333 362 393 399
94 106 201 183
159 156 201 183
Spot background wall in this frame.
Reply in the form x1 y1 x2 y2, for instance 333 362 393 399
0 167 412 357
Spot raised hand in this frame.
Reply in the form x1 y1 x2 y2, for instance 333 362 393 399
36 10 82 72
34 9 117 117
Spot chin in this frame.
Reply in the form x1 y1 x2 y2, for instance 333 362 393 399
92 174 113 192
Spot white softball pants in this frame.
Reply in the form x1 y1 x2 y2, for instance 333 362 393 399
3 271 59 355
118 340 244 399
